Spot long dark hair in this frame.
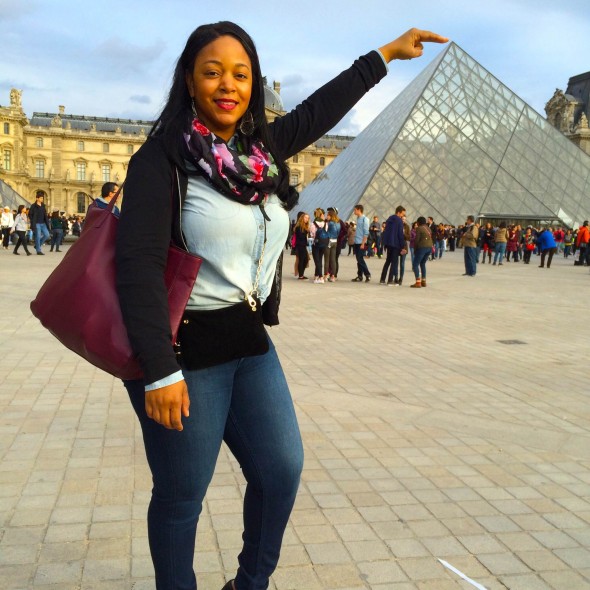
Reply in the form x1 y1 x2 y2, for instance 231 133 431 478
150 21 297 210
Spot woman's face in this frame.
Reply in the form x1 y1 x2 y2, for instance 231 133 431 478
303 214 309 224
186 35 252 141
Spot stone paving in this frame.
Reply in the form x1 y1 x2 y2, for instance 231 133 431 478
0 244 589 590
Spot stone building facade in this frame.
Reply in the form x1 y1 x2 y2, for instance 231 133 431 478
545 71 590 156
0 85 350 214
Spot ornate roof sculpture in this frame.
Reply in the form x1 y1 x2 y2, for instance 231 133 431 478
299 43 590 228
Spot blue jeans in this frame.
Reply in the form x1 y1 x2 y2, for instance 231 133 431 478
400 251 407 281
34 224 50 252
124 340 303 590
493 242 506 264
412 247 431 279
353 243 370 278
50 228 63 250
464 246 477 275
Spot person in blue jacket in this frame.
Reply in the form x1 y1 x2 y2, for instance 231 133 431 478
536 228 557 268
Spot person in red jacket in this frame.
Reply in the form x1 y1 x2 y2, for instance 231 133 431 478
576 220 589 266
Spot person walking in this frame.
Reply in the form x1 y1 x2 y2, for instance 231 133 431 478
11 205 31 256
114 21 448 590
410 216 433 288
49 211 64 252
28 191 51 255
351 204 371 282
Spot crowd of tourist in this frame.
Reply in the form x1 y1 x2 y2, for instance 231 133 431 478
0 192 91 256
288 204 589 286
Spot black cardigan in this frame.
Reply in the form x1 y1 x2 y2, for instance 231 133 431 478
116 51 387 384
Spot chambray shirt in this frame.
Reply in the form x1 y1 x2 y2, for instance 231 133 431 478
145 172 289 391
354 215 370 244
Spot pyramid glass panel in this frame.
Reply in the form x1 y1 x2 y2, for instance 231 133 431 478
298 42 590 227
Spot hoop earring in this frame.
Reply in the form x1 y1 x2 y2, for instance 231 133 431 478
191 99 198 119
239 110 255 136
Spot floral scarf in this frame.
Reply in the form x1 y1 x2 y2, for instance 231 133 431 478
183 118 279 205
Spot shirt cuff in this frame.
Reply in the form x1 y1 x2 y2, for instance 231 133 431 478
376 49 390 72
145 370 184 391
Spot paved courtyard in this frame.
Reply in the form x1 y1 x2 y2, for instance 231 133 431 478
0 245 589 589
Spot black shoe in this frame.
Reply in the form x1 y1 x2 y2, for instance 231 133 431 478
351 277 363 282
365 276 371 282
56 249 61 252
379 280 386 285
26 252 32 256
13 251 20 255
36 251 44 255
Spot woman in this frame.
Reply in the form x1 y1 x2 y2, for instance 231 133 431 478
409 220 418 262
324 209 341 281
435 222 446 259
311 207 328 283
12 205 31 255
493 221 508 265
347 220 356 255
506 225 519 262
115 22 447 590
293 212 310 279
410 216 433 288
481 222 494 264
522 227 535 264
564 229 573 258
49 211 63 252
1 206 14 249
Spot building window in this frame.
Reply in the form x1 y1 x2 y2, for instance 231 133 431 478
3 123 9 134
36 137 44 148
35 160 45 178
103 143 109 153
3 149 11 170
127 144 134 155
101 164 111 182
77 193 86 214
76 162 86 181
77 141 85 152
319 157 326 166
292 155 299 163
290 173 299 186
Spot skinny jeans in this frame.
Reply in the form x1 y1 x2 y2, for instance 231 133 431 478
380 246 401 283
312 244 327 277
412 247 431 279
124 341 303 590
13 230 30 254
540 247 556 268
493 242 506 264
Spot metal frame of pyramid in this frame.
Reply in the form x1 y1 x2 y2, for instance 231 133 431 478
0 179 30 211
298 43 590 228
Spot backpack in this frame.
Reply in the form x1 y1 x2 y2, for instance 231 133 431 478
313 222 330 247
337 221 348 247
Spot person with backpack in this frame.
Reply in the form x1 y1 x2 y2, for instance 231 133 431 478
311 207 329 283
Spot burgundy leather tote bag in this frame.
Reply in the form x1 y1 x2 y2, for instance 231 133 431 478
30 187 201 381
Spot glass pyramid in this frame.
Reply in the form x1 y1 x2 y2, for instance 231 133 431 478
298 43 590 227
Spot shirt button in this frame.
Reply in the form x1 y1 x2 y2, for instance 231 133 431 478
259 224 264 230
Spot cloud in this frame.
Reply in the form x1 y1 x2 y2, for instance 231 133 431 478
93 37 167 76
130 95 151 104
0 0 37 20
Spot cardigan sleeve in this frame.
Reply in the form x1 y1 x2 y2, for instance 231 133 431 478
115 138 180 384
269 51 388 159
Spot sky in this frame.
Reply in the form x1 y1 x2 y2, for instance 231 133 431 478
2 0 590 136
